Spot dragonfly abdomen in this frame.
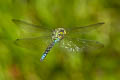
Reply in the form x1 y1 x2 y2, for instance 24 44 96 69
40 41 55 61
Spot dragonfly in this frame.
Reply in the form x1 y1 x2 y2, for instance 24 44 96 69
12 19 104 61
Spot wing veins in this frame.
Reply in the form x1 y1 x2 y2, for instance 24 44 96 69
66 22 104 33
12 19 51 31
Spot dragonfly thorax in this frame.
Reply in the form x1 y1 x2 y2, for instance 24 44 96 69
52 28 66 42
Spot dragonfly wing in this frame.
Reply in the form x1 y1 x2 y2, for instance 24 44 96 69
65 22 104 34
59 38 82 53
72 38 104 50
59 38 104 53
15 36 52 51
12 19 52 33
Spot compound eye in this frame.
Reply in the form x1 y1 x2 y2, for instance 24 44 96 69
61 30 64 32
58 33 61 36
60 32 63 34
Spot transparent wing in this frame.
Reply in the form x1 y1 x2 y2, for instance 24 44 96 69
12 19 53 38
12 19 52 33
15 36 52 51
59 38 104 53
59 39 81 53
65 22 104 34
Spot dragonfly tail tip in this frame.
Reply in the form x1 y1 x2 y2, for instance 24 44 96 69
40 59 43 62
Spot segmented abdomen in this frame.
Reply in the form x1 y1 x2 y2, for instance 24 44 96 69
40 41 55 61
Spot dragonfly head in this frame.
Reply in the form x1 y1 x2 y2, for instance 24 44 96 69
52 28 66 42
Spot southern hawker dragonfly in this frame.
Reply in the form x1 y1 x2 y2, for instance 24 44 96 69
12 19 104 61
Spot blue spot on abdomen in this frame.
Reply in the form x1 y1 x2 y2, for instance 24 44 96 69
40 53 47 61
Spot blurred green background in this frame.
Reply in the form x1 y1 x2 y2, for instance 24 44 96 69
0 0 120 80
